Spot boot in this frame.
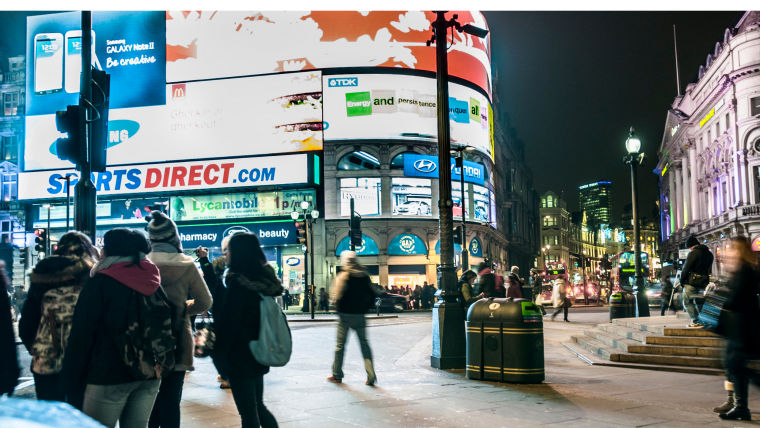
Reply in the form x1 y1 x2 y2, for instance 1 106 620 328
713 382 734 414
719 406 751 421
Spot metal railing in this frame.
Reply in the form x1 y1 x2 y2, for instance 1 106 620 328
0 71 25 85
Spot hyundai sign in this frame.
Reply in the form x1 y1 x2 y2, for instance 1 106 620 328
403 154 485 186
17 154 309 200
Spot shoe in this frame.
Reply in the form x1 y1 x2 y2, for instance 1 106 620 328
687 322 705 329
217 375 223 383
564 319 569 322
719 406 751 421
713 393 735 414
220 380 231 389
366 380 376 386
326 376 342 383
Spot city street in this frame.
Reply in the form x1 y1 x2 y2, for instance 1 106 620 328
14 308 756 427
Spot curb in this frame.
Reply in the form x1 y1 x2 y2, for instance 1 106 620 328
287 315 399 323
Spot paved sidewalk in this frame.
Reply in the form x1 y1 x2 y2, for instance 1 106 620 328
179 312 758 427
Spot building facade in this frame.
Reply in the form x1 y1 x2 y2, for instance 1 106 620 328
579 181 613 224
538 191 570 270
656 11 760 278
569 211 605 281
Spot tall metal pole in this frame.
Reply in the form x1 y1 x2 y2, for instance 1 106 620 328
309 217 315 320
65 176 70 232
46 207 51 255
456 152 468 271
75 11 97 240
431 11 465 370
349 198 355 251
631 158 650 316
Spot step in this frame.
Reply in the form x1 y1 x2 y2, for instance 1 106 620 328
612 319 719 337
616 353 722 368
663 328 719 337
645 335 724 347
571 335 622 361
612 319 666 334
584 329 722 357
583 329 644 353
597 323 653 343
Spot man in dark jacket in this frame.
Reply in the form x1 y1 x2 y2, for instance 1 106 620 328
660 276 675 316
327 251 377 385
0 264 19 396
681 236 714 328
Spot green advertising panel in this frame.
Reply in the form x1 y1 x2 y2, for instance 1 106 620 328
469 97 481 123
346 91 372 117
171 190 316 222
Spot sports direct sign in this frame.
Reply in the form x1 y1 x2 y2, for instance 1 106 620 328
18 154 308 200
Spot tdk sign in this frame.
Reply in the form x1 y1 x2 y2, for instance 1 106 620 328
413 159 437 173
329 78 358 87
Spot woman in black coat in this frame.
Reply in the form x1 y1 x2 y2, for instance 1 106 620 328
214 232 283 428
716 238 760 421
0 261 19 396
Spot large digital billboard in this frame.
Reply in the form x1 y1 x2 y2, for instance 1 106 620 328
166 11 491 97
323 74 492 159
24 71 323 171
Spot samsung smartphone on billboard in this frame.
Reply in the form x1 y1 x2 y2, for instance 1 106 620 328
34 33 64 95
64 30 99 93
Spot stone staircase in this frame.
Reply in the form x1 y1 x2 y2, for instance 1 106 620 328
570 313 760 375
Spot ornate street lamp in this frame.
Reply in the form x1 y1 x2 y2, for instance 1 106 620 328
623 127 649 317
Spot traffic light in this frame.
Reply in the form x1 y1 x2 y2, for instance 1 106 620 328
90 69 111 172
350 229 363 248
453 226 462 245
34 228 48 254
54 105 86 166
295 220 307 246
349 211 362 248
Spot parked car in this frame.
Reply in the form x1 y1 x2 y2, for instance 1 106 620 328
572 282 599 303
396 200 431 216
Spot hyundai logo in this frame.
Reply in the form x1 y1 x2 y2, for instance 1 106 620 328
413 159 437 173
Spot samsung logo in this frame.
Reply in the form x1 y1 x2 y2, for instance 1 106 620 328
329 78 358 87
413 159 437 173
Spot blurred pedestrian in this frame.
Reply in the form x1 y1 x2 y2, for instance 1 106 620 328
214 233 281 428
476 262 496 298
60 229 164 428
283 288 290 310
551 278 571 322
412 285 421 310
506 273 524 299
319 287 330 312
0 261 19 396
146 211 212 428
327 251 377 386
458 270 483 313
714 238 760 421
660 275 676 316
11 285 26 322
20 231 98 408
681 235 714 328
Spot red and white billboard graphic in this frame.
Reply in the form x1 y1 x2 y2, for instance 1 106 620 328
165 11 492 97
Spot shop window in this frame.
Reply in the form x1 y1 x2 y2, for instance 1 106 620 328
392 178 432 216
751 97 760 117
338 151 380 171
340 177 381 216
473 184 489 222
2 173 16 202
390 152 417 170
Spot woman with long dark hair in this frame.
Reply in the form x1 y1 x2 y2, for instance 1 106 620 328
0 260 19 396
215 232 282 428
715 237 760 421
19 231 99 408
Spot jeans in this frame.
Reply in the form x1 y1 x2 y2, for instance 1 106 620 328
725 345 760 409
148 370 186 428
228 375 278 428
683 285 702 323
33 372 84 410
332 313 377 383
83 379 160 428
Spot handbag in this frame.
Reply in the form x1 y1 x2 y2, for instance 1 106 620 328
193 312 216 358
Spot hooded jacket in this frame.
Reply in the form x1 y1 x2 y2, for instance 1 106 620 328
147 251 213 371
215 265 284 378
20 255 93 374
332 254 374 314
681 244 714 288
60 259 161 394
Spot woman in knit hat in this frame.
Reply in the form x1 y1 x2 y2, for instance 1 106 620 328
146 211 212 428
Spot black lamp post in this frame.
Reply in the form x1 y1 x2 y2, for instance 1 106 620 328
451 144 475 273
427 12 488 370
623 127 650 317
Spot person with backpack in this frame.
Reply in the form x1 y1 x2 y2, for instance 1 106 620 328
476 262 497 298
146 212 212 428
681 235 714 328
458 270 483 314
20 231 99 407
0 261 19 396
214 232 283 428
327 251 377 386
60 229 166 428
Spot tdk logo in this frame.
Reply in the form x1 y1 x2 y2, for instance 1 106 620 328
329 78 358 87
413 159 437 173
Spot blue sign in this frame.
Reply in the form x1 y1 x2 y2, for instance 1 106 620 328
327 77 358 87
434 239 462 255
387 234 427 256
26 11 166 116
449 97 470 123
403 154 485 186
470 237 483 257
336 235 379 256
177 221 296 248
285 257 300 266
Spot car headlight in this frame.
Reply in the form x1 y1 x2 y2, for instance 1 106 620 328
646 290 653 296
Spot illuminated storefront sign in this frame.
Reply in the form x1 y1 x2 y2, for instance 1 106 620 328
170 189 316 222
699 98 725 128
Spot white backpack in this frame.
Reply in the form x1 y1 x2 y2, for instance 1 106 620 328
249 294 292 367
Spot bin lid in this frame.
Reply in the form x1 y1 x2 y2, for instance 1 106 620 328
467 298 543 323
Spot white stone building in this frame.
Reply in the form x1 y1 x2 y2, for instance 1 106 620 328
656 11 760 277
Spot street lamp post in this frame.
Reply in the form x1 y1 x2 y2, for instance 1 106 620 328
42 204 51 254
451 145 475 273
624 127 650 317
582 250 588 305
56 174 75 232
427 12 488 370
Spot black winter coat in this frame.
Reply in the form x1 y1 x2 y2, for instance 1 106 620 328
336 272 374 314
0 288 18 395
681 245 714 287
719 263 760 354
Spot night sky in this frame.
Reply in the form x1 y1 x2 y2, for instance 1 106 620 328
484 11 741 222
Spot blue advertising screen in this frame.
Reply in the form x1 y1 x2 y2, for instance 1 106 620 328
402 154 485 186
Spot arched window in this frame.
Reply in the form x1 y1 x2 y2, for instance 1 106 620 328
338 151 380 171
390 152 417 170
547 195 554 207
542 198 546 208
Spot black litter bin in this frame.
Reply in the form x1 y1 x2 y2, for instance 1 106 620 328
466 297 545 383
609 292 628 320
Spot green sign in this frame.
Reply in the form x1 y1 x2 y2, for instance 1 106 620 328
171 190 316 222
521 301 542 317
346 92 372 117
469 97 481 123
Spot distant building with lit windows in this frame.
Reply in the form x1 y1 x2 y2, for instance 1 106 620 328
579 181 613 224
538 191 570 270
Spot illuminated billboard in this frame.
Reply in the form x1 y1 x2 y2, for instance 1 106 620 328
24 71 323 171
323 73 492 158
166 11 491 96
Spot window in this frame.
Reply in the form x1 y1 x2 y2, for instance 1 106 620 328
544 235 548 245
1 173 16 202
725 113 731 131
3 92 19 116
751 97 760 117
713 186 719 215
542 198 546 208
722 181 728 212
543 216 556 227
708 130 712 144
553 235 558 245
716 123 720 138
547 195 554 207
338 151 380 171
391 178 431 217
340 177 381 216
1 136 17 162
